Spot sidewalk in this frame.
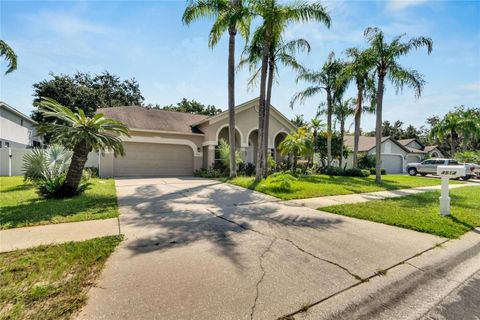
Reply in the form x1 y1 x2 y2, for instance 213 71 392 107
285 183 478 209
0 218 120 253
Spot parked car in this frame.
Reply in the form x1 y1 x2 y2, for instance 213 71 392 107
406 158 477 180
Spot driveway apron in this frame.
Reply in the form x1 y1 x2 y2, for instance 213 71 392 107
77 177 443 320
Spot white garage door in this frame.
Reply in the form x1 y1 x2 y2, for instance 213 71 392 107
114 142 194 177
381 154 403 174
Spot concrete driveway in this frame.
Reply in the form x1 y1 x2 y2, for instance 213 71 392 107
78 177 444 320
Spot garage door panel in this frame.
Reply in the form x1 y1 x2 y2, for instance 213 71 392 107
114 142 193 177
381 155 403 174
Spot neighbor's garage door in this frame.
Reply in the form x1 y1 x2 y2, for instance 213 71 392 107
114 142 193 177
381 154 403 174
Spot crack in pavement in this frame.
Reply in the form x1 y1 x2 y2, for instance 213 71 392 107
250 238 277 320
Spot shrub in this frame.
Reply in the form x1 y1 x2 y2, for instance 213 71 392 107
345 167 371 177
455 150 480 164
369 167 387 175
238 162 256 176
84 167 99 178
358 154 376 169
270 173 298 191
218 139 241 169
267 155 276 173
193 168 224 178
319 166 344 176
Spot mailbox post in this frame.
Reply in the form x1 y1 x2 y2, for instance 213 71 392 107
436 165 466 216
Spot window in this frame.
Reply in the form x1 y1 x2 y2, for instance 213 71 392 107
435 160 446 165
448 160 458 165
21 119 24 126
422 160 434 165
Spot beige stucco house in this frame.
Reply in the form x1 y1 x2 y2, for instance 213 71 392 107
96 97 296 177
343 136 444 174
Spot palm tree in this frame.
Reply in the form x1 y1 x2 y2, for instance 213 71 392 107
291 51 344 167
341 47 376 167
0 40 17 74
37 98 130 197
278 127 314 170
364 27 433 183
333 98 355 169
250 0 330 181
183 0 251 178
239 35 311 176
309 116 324 154
429 112 480 156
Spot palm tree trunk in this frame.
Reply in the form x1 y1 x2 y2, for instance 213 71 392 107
262 58 274 177
375 74 385 184
255 36 270 181
451 129 457 157
61 141 89 197
339 120 345 169
353 85 363 167
228 25 237 178
326 89 333 166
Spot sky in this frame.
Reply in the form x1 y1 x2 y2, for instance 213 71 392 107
1 0 479 131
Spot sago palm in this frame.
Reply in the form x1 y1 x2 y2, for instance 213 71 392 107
249 0 330 181
341 47 376 167
364 27 432 183
37 97 130 197
291 51 344 167
0 40 17 74
183 0 251 178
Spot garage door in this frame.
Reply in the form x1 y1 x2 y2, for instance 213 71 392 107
114 142 193 177
380 154 403 174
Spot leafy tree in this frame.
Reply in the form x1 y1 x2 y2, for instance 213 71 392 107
342 47 376 167
250 0 330 181
291 51 344 167
36 98 130 198
315 133 349 167
291 114 307 127
240 36 311 176
364 27 433 183
183 0 251 178
0 40 17 74
152 98 222 116
278 127 314 170
31 71 144 124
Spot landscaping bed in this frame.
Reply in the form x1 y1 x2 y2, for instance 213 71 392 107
0 236 122 319
227 173 462 200
321 186 480 238
0 177 119 229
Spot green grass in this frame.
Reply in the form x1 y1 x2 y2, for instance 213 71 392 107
227 173 462 200
321 186 480 238
0 177 119 230
0 235 122 320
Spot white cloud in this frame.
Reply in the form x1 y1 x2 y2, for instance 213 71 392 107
387 0 429 12
460 81 480 92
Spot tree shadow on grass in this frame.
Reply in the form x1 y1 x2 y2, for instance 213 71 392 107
119 180 343 268
0 193 118 229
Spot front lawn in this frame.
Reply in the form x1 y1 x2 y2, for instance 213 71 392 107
321 186 480 238
0 176 119 230
227 173 461 200
0 236 122 320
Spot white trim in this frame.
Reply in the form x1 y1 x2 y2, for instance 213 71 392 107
215 124 244 147
246 127 258 143
129 127 204 136
122 136 202 156
271 129 289 147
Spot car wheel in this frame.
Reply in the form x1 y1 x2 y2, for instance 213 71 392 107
462 176 470 181
420 173 427 176
408 168 417 176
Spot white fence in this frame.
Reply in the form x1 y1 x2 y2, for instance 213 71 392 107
0 148 99 176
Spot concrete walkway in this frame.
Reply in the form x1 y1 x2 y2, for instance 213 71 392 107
0 218 120 253
286 183 477 209
77 177 455 320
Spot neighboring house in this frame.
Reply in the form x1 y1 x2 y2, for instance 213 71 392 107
96 97 296 177
343 136 443 174
0 101 43 148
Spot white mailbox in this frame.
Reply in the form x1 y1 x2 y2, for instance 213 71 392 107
436 165 466 216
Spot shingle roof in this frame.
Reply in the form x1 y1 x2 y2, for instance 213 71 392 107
397 138 417 146
343 135 391 152
99 106 208 134
405 146 427 154
424 145 439 152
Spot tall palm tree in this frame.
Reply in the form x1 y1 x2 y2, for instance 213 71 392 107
341 47 376 167
250 0 330 181
37 98 130 197
429 112 480 156
0 40 17 74
364 27 432 183
239 36 311 176
333 98 355 169
309 116 324 154
291 51 344 167
183 0 251 178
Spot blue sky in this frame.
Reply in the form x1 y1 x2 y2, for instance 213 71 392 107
1 0 479 131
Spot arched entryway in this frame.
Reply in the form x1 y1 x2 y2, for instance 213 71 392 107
215 126 241 163
274 132 288 164
246 129 258 164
